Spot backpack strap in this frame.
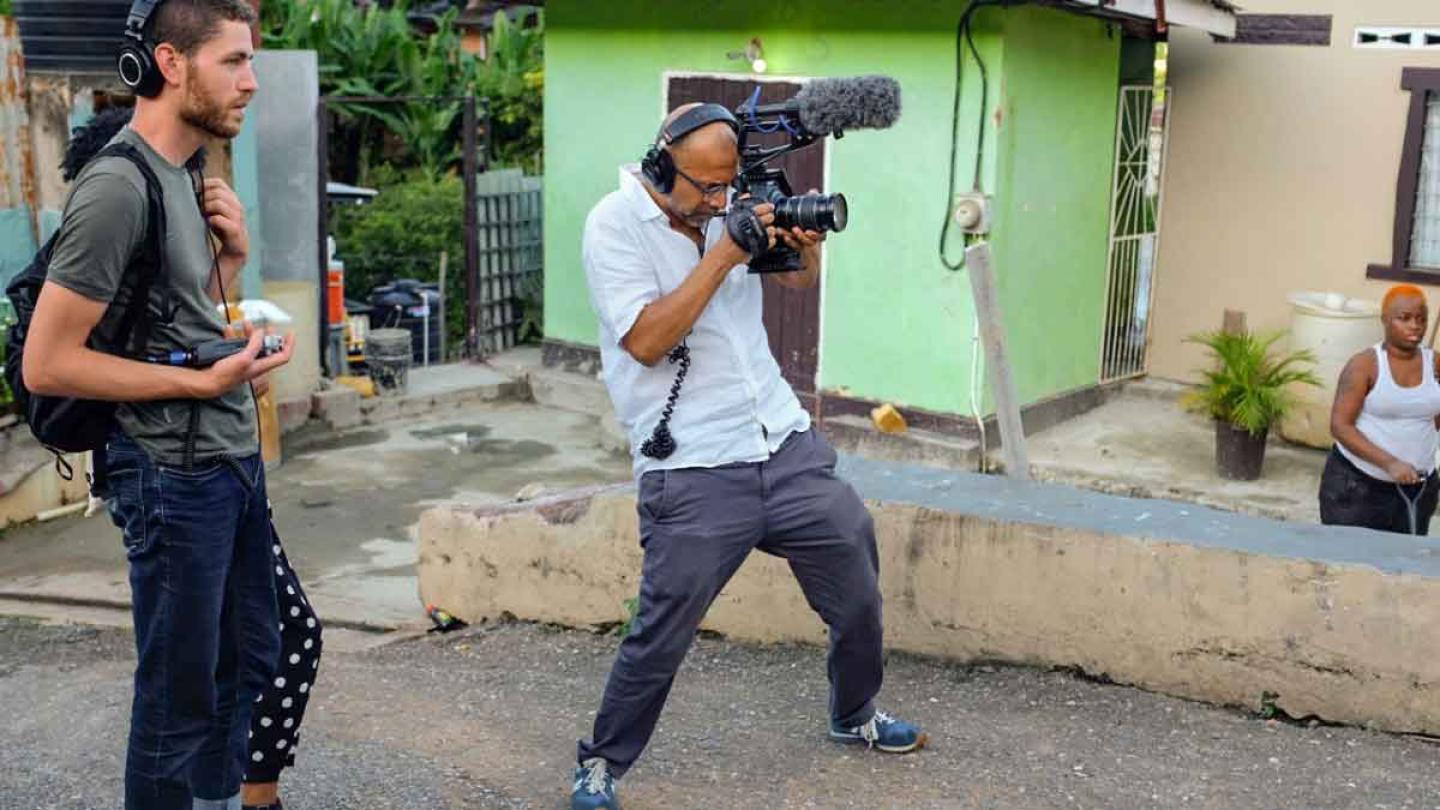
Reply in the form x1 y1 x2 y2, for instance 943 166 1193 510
90 142 167 359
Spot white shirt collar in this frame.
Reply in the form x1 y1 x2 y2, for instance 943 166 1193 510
618 164 667 222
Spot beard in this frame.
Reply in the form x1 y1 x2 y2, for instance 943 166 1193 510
674 202 717 229
180 74 243 139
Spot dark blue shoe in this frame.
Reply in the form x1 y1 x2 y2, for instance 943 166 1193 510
829 710 927 753
571 757 620 810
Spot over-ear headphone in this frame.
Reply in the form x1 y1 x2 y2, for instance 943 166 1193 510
117 0 166 98
640 103 740 194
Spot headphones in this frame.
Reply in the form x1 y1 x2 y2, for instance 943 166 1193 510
117 0 167 98
640 103 740 193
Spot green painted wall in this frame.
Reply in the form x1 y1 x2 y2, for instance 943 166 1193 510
544 0 1118 414
990 6 1120 406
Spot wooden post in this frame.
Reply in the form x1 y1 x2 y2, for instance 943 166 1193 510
463 96 480 359
1222 309 1247 336
437 251 448 363
965 242 1030 480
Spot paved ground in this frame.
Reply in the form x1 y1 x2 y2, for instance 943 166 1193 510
0 400 633 629
1027 387 1348 527
2 614 1439 810
3 380 1439 807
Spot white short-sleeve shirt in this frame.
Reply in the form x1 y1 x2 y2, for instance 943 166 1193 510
583 165 811 477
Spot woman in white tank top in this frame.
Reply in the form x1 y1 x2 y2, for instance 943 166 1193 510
1322 285 1440 534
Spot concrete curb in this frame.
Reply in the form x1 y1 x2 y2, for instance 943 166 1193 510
418 468 1440 737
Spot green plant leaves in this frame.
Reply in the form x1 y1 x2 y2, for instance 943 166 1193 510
1183 330 1322 436
261 0 543 176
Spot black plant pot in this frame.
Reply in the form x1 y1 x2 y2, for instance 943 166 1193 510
1215 421 1267 481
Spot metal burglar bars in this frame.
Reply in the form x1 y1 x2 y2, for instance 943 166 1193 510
1100 85 1172 382
474 168 542 355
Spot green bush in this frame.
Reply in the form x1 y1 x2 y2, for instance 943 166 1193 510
332 169 469 355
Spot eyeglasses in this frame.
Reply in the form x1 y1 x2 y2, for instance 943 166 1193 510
672 165 732 200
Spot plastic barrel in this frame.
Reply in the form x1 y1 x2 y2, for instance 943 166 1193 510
1279 292 1381 449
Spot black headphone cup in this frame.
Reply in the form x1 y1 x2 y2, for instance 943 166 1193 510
654 150 676 193
117 47 145 87
642 103 737 194
641 146 676 193
118 0 164 98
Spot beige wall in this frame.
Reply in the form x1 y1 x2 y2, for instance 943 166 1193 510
1150 0 1440 382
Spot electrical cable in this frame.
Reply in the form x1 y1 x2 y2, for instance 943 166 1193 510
195 166 264 478
939 0 1015 271
742 86 802 137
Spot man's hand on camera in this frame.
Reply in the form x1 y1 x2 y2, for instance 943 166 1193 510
779 226 825 252
201 325 294 398
720 200 776 262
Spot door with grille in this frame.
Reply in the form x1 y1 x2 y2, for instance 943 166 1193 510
1100 85 1171 382
666 75 824 409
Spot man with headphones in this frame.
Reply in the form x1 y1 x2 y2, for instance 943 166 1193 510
23 2 295 808
572 103 924 809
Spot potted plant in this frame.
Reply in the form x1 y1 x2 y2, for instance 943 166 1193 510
1185 330 1321 481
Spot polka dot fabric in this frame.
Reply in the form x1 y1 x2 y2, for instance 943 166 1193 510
244 531 323 784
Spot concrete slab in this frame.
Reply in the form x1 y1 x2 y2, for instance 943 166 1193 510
1027 388 1340 526
406 362 514 398
419 450 1440 736
0 400 633 631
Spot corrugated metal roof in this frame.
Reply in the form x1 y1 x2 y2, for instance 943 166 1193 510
13 0 129 74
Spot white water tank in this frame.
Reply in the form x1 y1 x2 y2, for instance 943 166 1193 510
1280 291 1382 449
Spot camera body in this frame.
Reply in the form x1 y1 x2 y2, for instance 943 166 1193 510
729 96 850 274
733 167 848 273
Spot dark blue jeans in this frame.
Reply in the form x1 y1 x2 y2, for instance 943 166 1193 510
104 434 280 810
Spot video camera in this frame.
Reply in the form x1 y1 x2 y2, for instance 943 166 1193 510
729 76 902 273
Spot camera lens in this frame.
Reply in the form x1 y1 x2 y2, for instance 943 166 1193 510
774 193 848 233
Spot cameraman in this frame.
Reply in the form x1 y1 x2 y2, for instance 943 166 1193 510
23 2 294 808
569 103 924 810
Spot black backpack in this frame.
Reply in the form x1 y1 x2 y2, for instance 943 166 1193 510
5 142 167 472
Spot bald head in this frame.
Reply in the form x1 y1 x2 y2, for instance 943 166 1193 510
642 102 741 228
659 102 738 162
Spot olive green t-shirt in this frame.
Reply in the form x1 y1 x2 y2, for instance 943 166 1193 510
45 128 256 464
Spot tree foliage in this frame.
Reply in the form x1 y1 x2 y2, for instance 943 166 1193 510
260 0 543 179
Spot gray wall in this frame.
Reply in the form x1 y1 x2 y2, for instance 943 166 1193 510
252 50 319 285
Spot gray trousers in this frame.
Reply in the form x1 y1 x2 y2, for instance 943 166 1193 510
578 429 884 777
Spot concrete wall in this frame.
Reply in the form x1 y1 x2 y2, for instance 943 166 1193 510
420 455 1440 735
0 425 88 526
543 1 1121 413
0 17 39 285
1150 0 1440 383
252 51 322 406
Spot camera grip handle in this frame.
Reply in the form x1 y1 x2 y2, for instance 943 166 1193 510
725 205 770 258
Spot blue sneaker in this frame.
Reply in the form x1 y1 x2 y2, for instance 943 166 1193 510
571 757 620 810
829 710 927 753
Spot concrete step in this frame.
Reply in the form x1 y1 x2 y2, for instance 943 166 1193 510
1120 377 1193 403
822 414 983 473
486 347 628 454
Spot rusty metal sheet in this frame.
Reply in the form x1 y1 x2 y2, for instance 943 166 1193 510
0 17 38 223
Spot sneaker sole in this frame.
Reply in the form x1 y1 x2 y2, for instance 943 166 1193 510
828 730 928 754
